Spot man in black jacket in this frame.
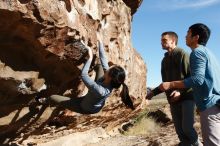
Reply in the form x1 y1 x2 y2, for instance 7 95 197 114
146 32 201 146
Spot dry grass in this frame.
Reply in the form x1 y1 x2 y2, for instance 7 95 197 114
125 116 160 136
124 95 168 136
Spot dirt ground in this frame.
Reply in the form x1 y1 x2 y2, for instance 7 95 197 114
84 124 179 146
9 96 203 146
84 97 203 146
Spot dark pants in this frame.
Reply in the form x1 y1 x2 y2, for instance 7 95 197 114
170 100 199 146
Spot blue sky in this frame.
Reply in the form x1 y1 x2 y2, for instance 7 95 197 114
132 0 220 88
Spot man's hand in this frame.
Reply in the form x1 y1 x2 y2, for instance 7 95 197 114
170 90 181 102
159 82 172 91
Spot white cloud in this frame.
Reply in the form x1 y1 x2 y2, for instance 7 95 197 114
148 0 220 10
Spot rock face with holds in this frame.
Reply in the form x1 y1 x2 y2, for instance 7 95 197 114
0 0 146 144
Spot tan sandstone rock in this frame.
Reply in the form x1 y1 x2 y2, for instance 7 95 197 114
0 0 146 144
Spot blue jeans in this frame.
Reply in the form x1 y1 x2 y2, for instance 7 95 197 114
170 100 198 146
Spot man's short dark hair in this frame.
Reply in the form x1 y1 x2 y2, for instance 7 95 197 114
162 31 178 45
189 23 211 46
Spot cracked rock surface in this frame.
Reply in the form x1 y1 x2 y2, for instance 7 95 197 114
0 0 146 145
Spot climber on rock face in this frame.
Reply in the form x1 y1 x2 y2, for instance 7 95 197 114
35 32 134 115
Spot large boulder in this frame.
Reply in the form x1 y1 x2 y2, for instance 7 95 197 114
0 0 146 144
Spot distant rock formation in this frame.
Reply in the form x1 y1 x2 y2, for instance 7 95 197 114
0 0 146 144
